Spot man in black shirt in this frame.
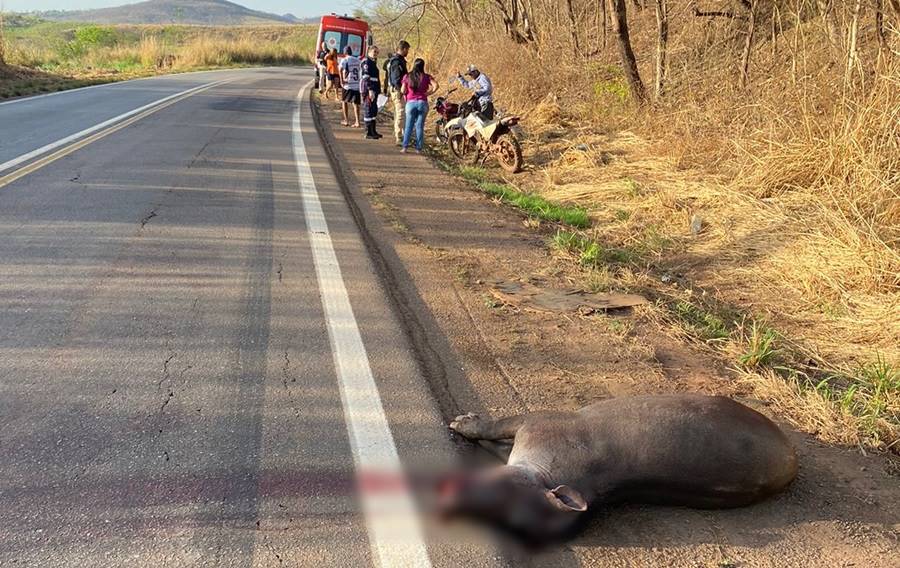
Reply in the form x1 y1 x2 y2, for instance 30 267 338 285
383 41 410 145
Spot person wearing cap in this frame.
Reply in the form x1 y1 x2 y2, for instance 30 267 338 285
457 65 495 120
360 45 383 140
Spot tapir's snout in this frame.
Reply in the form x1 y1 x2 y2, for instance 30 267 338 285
435 473 470 518
433 467 588 544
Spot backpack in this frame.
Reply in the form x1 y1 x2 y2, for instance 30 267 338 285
386 55 405 90
381 58 391 92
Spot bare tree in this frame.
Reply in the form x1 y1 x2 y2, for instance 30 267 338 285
425 1 465 45
816 0 842 49
846 0 862 80
740 0 758 89
611 0 647 103
565 0 582 54
890 0 900 17
601 0 609 48
492 0 537 44
875 0 886 48
654 0 668 98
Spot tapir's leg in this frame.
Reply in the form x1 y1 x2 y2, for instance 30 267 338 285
450 413 528 441
477 440 513 463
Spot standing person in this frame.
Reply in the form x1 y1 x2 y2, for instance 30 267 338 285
457 64 495 119
323 48 340 100
315 42 328 94
400 58 437 154
339 46 361 128
383 40 410 146
360 45 383 140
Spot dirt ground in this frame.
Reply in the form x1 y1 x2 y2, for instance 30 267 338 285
311 97 899 567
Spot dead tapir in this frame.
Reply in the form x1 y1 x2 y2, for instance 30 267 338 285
441 394 798 540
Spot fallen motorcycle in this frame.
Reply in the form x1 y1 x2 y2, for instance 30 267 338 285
446 100 523 173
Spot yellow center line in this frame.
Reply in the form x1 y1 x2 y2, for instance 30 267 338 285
0 81 227 190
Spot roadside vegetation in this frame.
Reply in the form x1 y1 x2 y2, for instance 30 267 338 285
0 14 315 98
371 1 899 451
452 165 590 228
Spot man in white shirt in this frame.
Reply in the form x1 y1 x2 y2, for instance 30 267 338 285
457 64 495 119
339 46 362 128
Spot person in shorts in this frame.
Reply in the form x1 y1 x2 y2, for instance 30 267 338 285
323 48 341 100
339 46 362 128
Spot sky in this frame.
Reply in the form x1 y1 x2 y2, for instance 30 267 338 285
2 0 359 18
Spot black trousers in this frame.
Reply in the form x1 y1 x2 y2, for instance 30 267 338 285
363 86 380 123
479 101 496 120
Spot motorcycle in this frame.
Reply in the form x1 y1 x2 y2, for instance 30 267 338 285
446 98 523 173
433 87 460 144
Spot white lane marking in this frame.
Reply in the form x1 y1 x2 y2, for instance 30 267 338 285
0 67 245 107
0 80 228 175
292 82 433 568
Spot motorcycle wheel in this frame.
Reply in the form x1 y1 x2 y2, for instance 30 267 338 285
449 132 479 164
435 121 448 145
496 133 523 173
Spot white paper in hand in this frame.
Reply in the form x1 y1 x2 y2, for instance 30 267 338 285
377 94 389 112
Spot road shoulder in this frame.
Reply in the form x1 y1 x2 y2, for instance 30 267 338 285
311 95 900 567
300 84 517 568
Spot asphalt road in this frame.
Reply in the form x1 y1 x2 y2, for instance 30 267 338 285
0 68 504 567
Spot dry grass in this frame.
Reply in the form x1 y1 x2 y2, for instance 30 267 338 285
2 22 315 98
398 3 900 450
742 369 870 447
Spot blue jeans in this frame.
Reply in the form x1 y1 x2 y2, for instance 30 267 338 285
403 100 428 151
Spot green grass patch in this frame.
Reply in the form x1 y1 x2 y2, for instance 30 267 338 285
671 300 731 342
738 321 780 369
809 355 899 442
449 166 590 228
634 225 675 256
623 177 644 197
552 230 639 267
589 64 630 106
457 165 490 184
614 209 631 221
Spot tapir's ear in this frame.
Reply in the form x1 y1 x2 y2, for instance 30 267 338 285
546 485 588 512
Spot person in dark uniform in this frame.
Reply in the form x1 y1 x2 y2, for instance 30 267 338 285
360 45 383 140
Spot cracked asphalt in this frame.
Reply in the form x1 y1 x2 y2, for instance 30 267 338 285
0 68 505 567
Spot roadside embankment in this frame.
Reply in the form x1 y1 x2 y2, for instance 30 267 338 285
371 0 899 452
311 93 900 568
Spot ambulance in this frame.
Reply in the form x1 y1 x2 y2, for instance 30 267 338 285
314 14 373 61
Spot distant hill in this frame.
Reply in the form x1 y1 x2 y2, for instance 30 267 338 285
34 0 310 26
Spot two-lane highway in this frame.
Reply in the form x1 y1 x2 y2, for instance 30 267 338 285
0 68 503 566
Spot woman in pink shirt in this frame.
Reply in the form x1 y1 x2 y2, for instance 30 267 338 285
400 58 438 153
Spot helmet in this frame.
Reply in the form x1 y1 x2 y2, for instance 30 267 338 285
465 65 479 77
